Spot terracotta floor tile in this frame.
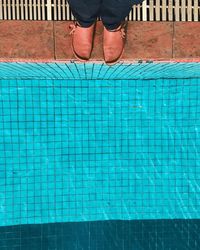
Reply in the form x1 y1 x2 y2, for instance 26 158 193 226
123 22 173 60
91 22 104 60
54 21 74 60
173 22 200 59
0 21 54 60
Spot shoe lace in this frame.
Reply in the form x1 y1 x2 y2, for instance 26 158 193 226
69 21 79 35
121 28 126 39
109 22 126 39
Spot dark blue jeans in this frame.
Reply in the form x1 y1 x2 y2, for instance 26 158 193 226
67 0 144 30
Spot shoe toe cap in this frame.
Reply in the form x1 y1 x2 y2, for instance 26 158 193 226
73 44 92 60
104 47 122 63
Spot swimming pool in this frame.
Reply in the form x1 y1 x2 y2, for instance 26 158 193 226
0 61 200 248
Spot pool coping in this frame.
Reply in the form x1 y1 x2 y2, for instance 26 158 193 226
0 21 200 63
1 59 200 63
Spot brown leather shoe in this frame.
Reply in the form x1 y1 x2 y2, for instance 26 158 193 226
69 21 96 62
103 22 127 65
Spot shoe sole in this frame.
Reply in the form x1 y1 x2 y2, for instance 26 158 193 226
104 47 125 66
72 45 89 62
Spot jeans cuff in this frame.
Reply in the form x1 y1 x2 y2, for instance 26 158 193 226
75 19 97 28
102 22 122 31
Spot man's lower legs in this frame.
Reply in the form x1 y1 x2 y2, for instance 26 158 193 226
68 0 101 27
100 0 144 30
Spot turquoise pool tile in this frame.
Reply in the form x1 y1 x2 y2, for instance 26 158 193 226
0 73 200 226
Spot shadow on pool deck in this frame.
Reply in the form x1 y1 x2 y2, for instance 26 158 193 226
0 21 200 63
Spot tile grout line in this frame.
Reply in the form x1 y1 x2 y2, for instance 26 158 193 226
53 21 56 60
172 21 175 59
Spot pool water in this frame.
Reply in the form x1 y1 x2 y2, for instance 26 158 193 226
0 62 200 227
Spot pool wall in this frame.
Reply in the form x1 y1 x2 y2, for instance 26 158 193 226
0 62 200 227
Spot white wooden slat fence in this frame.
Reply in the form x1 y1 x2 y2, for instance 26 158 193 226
0 0 199 21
